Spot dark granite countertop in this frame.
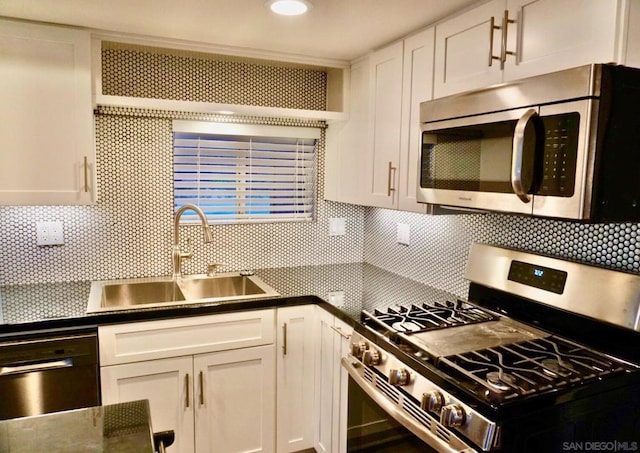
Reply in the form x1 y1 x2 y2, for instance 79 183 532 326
0 400 154 453
0 262 458 336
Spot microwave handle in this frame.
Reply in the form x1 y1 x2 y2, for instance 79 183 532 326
511 108 538 203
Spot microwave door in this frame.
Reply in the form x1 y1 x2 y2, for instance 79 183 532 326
418 108 535 215
532 100 595 220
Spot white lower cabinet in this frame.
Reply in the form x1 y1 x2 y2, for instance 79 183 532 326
101 356 194 453
100 306 347 453
99 310 276 453
194 346 275 453
276 305 316 452
314 307 353 453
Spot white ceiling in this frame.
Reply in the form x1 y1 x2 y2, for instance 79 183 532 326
0 0 478 63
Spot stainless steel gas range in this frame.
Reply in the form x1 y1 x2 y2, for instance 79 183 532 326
343 243 640 453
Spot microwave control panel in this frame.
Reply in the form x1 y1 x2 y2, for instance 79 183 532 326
538 113 580 197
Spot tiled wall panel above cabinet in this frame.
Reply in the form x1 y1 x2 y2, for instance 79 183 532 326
434 0 639 98
93 40 347 122
0 19 95 205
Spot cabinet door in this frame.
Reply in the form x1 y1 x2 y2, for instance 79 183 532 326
398 28 435 213
365 41 404 208
0 19 94 205
194 345 276 453
314 308 336 453
434 0 505 98
504 0 622 82
324 57 370 205
332 317 353 453
100 356 194 453
276 306 316 452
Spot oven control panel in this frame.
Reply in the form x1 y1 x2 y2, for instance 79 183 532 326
508 260 567 294
347 331 500 451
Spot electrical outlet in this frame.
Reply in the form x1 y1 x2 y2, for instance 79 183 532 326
329 218 346 236
36 221 64 246
397 223 410 246
327 290 345 307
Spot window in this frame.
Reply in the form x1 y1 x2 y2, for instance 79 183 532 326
173 120 319 224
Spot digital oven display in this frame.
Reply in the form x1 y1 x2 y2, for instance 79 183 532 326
507 260 567 294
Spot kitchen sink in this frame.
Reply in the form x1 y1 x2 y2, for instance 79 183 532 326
87 272 280 312
179 275 265 300
101 280 186 308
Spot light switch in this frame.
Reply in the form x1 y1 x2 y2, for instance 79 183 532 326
397 223 410 246
329 217 346 236
36 221 64 246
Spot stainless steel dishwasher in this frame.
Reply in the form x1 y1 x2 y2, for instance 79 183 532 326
0 329 99 420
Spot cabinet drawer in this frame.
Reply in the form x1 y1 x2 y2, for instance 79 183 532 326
99 309 276 365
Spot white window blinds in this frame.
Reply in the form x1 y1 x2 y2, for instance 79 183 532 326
173 121 319 224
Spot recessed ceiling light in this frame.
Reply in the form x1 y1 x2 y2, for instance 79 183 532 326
266 0 312 16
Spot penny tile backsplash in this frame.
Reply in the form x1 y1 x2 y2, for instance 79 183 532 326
2 42 638 300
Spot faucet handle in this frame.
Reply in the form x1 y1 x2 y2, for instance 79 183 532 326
207 263 224 276
178 238 194 263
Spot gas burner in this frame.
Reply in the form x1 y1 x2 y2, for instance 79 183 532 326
486 371 517 391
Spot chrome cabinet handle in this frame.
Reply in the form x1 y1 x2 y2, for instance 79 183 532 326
282 323 288 356
387 161 397 197
185 373 190 408
488 16 502 66
199 371 204 406
330 325 352 340
501 10 516 65
511 108 538 203
83 156 89 193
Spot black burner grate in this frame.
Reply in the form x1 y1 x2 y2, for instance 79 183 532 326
364 301 497 334
439 336 639 403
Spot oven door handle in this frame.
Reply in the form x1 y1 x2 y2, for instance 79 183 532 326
0 358 73 376
511 108 538 203
341 358 476 453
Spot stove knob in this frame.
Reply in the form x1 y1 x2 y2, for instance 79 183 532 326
421 391 445 413
388 368 410 386
440 404 467 428
362 349 381 366
350 341 368 358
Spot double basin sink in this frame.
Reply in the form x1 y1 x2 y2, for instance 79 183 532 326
86 272 280 312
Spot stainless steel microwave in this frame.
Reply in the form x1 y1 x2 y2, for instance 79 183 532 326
417 64 640 222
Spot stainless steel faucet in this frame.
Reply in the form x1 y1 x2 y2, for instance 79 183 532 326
173 204 214 279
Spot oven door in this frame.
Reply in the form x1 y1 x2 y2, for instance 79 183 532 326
342 358 476 453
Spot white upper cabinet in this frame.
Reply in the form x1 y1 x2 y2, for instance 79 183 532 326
504 0 622 81
324 56 370 205
365 41 404 209
434 0 505 98
398 28 435 213
326 28 435 212
434 0 637 98
0 19 95 205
